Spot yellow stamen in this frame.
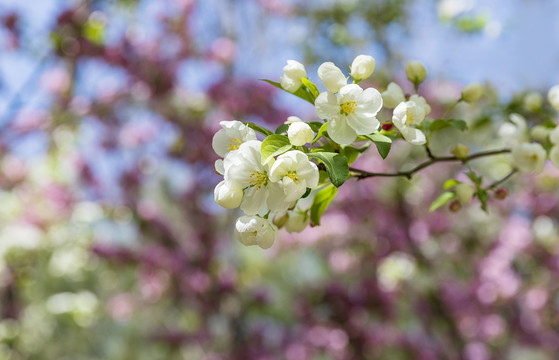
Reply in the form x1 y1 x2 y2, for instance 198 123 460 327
340 100 357 115
405 109 415 125
285 170 300 184
227 138 241 151
249 171 268 189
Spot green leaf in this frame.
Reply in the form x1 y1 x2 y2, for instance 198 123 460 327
301 78 320 99
261 135 292 165
465 171 483 186
429 191 456 212
245 122 273 136
275 124 289 134
341 144 369 165
308 152 349 187
364 133 392 159
310 185 338 226
308 122 324 132
261 79 315 105
301 187 312 199
477 189 489 212
311 123 328 145
443 179 460 189
429 119 468 132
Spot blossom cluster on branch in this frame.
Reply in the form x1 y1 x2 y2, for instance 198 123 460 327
214 55 559 248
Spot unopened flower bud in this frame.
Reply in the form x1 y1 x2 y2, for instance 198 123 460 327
449 200 461 212
547 85 559 111
280 60 307 93
214 180 243 209
288 121 314 146
285 212 308 233
524 91 543 112
451 143 470 159
350 55 375 82
455 183 475 204
285 115 303 125
405 60 427 85
461 83 484 103
318 62 346 93
494 187 508 200
382 123 394 131
273 212 289 228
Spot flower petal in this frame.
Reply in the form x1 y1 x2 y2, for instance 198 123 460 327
400 126 426 145
327 118 357 145
315 92 339 120
346 112 380 135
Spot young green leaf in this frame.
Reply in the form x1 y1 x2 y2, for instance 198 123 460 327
301 77 320 100
311 123 328 145
261 135 292 165
245 122 273 136
260 79 315 105
443 179 460 189
310 185 338 226
275 124 289 134
429 191 456 212
429 119 468 132
308 152 349 187
363 133 392 159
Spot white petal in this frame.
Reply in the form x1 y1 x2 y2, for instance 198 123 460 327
241 186 268 215
346 112 380 135
338 84 362 100
266 183 291 213
327 118 357 145
400 126 426 145
315 92 339 120
357 87 383 115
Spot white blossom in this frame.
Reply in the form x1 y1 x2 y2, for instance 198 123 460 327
285 115 303 125
212 120 257 158
381 82 405 109
318 62 347 93
235 215 277 249
547 85 559 111
280 60 307 93
350 55 375 82
315 84 382 145
498 113 529 146
511 142 546 174
287 122 314 146
524 91 543 111
549 126 559 144
392 99 428 146
224 140 291 215
549 145 559 169
269 150 319 202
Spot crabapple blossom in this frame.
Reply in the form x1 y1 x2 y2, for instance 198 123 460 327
280 60 307 93
235 215 277 249
285 115 303 124
405 60 427 84
524 91 543 111
287 121 314 146
511 143 546 174
549 126 559 144
224 140 291 215
212 120 257 173
350 55 375 82
315 84 382 145
269 150 319 202
549 146 559 169
498 113 528 146
461 82 484 103
318 62 347 93
391 99 428 145
381 82 405 109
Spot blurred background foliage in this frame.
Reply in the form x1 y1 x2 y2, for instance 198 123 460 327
0 0 559 359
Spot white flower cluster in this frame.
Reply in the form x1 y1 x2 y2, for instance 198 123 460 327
213 121 319 249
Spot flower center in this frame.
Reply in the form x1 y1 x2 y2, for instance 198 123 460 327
227 138 241 151
405 109 415 125
340 100 357 115
284 170 300 184
249 171 268 189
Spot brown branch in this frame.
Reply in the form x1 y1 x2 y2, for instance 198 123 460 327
350 148 511 180
486 169 517 190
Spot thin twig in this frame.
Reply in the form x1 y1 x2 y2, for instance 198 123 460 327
486 169 517 190
350 148 511 180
